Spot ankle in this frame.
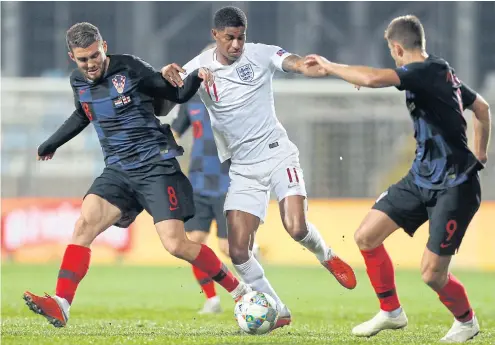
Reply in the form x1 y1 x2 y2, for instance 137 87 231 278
380 307 402 318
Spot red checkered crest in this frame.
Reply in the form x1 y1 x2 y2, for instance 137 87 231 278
112 75 126 94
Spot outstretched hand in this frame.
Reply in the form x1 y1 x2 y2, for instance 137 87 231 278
304 54 331 69
305 55 361 90
37 152 55 161
161 63 186 88
198 68 215 87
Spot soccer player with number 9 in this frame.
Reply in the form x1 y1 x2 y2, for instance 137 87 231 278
305 15 491 342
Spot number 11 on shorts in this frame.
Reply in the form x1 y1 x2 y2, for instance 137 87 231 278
287 167 299 183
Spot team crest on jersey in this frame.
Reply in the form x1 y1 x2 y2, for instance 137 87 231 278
112 75 126 94
236 64 254 82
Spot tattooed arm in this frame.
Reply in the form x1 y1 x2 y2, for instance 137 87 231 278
281 54 328 77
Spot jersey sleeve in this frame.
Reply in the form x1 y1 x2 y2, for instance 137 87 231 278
38 85 90 156
460 82 477 110
394 63 426 91
127 55 202 103
179 56 202 81
170 103 191 136
260 44 293 72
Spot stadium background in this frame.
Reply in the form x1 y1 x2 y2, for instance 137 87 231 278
2 1 495 271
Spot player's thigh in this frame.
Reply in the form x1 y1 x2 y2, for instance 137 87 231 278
357 174 428 250
212 194 228 240
224 167 269 223
185 194 214 236
133 159 195 224
426 174 481 256
270 153 307 202
78 169 140 244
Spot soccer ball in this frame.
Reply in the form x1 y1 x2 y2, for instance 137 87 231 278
234 291 279 335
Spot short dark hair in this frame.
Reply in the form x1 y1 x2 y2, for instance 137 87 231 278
384 15 425 50
66 22 102 51
213 6 247 30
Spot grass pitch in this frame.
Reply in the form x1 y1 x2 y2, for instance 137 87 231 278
2 264 494 344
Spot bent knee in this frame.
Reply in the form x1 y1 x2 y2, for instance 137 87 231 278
283 216 308 241
164 239 190 259
354 227 379 251
72 215 102 246
421 269 448 290
229 243 250 265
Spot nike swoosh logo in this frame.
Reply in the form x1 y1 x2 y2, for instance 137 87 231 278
440 243 451 248
169 206 179 211
190 109 201 116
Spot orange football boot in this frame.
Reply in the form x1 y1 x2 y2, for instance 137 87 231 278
272 315 292 331
322 255 357 290
23 291 68 327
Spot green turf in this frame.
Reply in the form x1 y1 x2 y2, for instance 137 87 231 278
1 264 494 344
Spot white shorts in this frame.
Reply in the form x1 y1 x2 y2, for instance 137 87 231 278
224 152 307 223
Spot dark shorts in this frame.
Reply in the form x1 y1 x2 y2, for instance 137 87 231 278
373 172 481 256
85 158 195 228
185 193 227 239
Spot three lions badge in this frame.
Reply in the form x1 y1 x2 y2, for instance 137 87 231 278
236 64 254 82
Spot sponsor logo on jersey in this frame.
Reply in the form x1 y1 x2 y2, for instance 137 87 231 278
236 64 254 82
112 75 126 94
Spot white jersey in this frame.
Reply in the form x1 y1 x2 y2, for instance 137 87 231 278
181 43 298 164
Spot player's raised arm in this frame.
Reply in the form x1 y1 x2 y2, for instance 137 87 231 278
37 95 90 161
127 55 208 104
262 45 327 78
304 54 401 88
144 67 202 104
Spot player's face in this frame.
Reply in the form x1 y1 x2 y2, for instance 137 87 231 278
387 40 404 67
212 26 246 62
69 41 108 81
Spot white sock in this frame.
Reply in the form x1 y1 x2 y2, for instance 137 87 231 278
298 222 332 262
54 295 71 315
207 296 220 304
381 307 402 318
234 255 286 310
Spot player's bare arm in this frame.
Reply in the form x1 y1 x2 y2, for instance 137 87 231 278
154 66 214 115
281 54 327 78
37 109 90 161
468 94 491 164
304 54 401 88
161 64 215 87
142 70 202 104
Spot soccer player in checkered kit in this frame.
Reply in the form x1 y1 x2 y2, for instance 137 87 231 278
24 22 252 328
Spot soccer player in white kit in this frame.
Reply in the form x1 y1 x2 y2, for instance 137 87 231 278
160 6 357 330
